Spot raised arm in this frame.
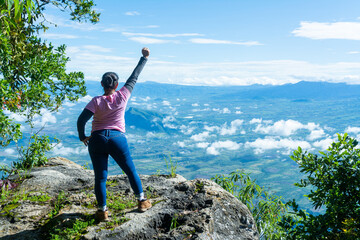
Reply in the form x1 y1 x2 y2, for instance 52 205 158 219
124 47 150 93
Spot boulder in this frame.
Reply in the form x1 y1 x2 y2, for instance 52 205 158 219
0 157 259 240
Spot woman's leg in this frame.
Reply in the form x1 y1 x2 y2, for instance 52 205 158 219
88 134 109 209
108 133 143 196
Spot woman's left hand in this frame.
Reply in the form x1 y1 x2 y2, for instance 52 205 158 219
82 136 91 146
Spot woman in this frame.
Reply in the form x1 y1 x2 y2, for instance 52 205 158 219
77 48 151 222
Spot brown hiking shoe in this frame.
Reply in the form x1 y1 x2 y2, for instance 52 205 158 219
138 199 152 212
95 210 109 222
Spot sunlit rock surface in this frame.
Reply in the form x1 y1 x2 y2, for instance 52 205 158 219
0 157 258 240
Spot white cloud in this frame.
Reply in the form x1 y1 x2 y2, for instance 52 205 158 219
146 25 160 28
313 138 334 150
140 96 151 102
206 140 242 155
33 109 57 127
206 146 220 155
180 125 195 135
292 21 360 40
125 11 140 16
78 95 93 103
51 143 88 156
204 125 220 132
63 101 76 107
123 32 203 38
220 119 244 135
235 111 243 114
83 45 112 53
249 118 262 124
3 110 27 122
307 129 326 141
196 142 210 148
40 33 79 39
211 140 241 150
146 132 156 138
345 126 360 134
0 148 16 156
162 115 177 129
245 137 311 154
128 37 175 44
221 108 231 114
348 51 360 54
191 131 211 142
162 101 171 106
177 141 185 147
254 119 320 137
192 103 199 107
61 118 70 124
5 148 15 155
190 38 262 46
162 116 176 123
102 27 121 32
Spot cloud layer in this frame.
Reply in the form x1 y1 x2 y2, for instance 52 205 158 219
293 21 360 40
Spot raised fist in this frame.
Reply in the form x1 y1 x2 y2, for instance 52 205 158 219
142 47 150 58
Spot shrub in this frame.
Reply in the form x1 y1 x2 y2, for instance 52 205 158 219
281 133 360 239
212 170 288 239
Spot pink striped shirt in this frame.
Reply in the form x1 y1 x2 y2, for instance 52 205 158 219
85 86 130 133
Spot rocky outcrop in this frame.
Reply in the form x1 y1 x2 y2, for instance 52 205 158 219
0 157 259 240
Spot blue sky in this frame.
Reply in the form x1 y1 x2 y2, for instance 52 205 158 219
42 0 360 86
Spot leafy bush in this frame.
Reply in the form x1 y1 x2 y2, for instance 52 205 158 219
281 133 360 239
14 133 59 170
212 170 288 239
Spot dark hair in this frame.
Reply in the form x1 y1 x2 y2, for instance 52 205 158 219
101 72 119 89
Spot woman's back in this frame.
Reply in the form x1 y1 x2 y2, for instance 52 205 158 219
86 87 130 133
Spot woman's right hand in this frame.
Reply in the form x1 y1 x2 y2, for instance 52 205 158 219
82 136 91 146
142 47 150 58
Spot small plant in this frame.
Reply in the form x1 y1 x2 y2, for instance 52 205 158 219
170 214 179 230
29 193 52 202
49 215 96 240
104 215 129 229
82 162 90 170
164 154 177 178
106 179 118 188
194 181 204 193
154 169 162 176
107 191 137 212
48 191 69 219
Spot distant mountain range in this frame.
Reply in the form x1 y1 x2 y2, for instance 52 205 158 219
125 107 166 132
86 81 360 101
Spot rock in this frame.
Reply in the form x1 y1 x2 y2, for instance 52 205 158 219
0 157 259 240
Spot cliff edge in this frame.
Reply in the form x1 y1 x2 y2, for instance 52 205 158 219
0 157 259 240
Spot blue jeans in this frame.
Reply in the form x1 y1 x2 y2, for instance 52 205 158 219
88 129 143 208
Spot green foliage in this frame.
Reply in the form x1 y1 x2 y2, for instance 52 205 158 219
28 192 51 202
164 154 177 178
104 215 129 229
170 214 179 230
281 133 360 239
0 0 99 146
212 170 288 239
49 191 69 219
106 191 137 212
50 216 96 240
14 132 59 170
